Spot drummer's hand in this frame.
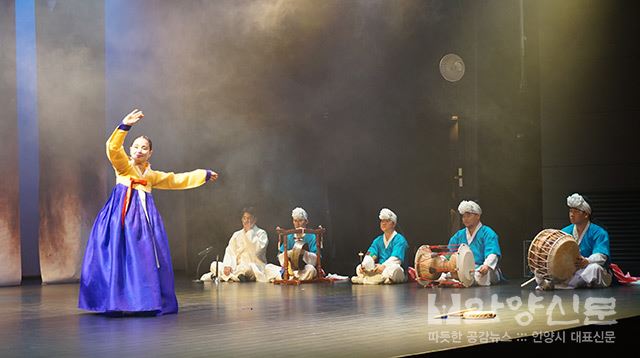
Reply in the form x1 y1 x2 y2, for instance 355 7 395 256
358 265 365 274
122 109 144 126
223 266 232 276
576 256 589 269
375 264 386 274
478 265 490 276
209 171 219 182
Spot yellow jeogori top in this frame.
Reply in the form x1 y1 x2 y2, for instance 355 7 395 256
106 126 209 193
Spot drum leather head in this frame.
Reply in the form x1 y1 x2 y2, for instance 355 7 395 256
548 237 579 281
456 244 475 287
527 229 579 281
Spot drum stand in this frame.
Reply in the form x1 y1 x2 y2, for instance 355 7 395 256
273 226 334 285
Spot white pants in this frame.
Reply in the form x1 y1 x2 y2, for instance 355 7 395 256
200 261 264 282
568 263 612 288
535 263 612 289
438 267 499 286
261 263 317 282
352 263 406 284
475 267 500 286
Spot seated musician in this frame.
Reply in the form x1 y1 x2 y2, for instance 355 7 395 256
447 200 503 286
261 207 318 282
536 193 612 290
200 207 268 282
351 208 409 285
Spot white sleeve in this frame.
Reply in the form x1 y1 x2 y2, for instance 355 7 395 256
587 253 608 265
304 251 317 266
482 254 498 270
253 230 268 250
253 230 268 263
277 252 285 266
382 256 401 266
222 233 238 269
362 255 375 271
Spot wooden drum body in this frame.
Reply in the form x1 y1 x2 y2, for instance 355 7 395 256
414 243 475 287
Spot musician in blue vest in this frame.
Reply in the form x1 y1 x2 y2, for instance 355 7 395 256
351 208 409 284
536 193 612 290
448 200 503 286
261 207 317 282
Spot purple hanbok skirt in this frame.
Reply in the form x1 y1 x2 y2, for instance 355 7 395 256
78 184 178 315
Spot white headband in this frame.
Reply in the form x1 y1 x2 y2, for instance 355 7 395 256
291 207 308 221
379 208 397 223
458 200 482 215
567 193 591 214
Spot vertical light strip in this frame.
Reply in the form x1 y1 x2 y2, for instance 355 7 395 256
104 0 119 194
16 0 40 277
104 0 114 131
105 0 128 131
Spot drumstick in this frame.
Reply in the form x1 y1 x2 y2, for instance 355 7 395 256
520 276 536 287
433 308 477 319
462 311 497 319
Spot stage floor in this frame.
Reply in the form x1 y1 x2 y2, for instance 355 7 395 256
1 276 638 357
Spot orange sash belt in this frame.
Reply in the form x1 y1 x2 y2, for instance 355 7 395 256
121 177 148 227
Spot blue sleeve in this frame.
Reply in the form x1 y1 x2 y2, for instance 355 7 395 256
590 227 610 257
307 234 317 254
482 228 501 258
278 235 293 253
367 238 379 259
448 230 463 252
561 225 573 236
390 235 409 264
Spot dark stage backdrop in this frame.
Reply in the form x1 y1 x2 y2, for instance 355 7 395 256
0 0 21 286
36 1 106 283
7 0 637 282
102 0 548 278
104 0 488 276
6 0 554 280
474 1 543 279
538 1 640 275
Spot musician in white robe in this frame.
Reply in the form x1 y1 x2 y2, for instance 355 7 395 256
200 207 268 282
